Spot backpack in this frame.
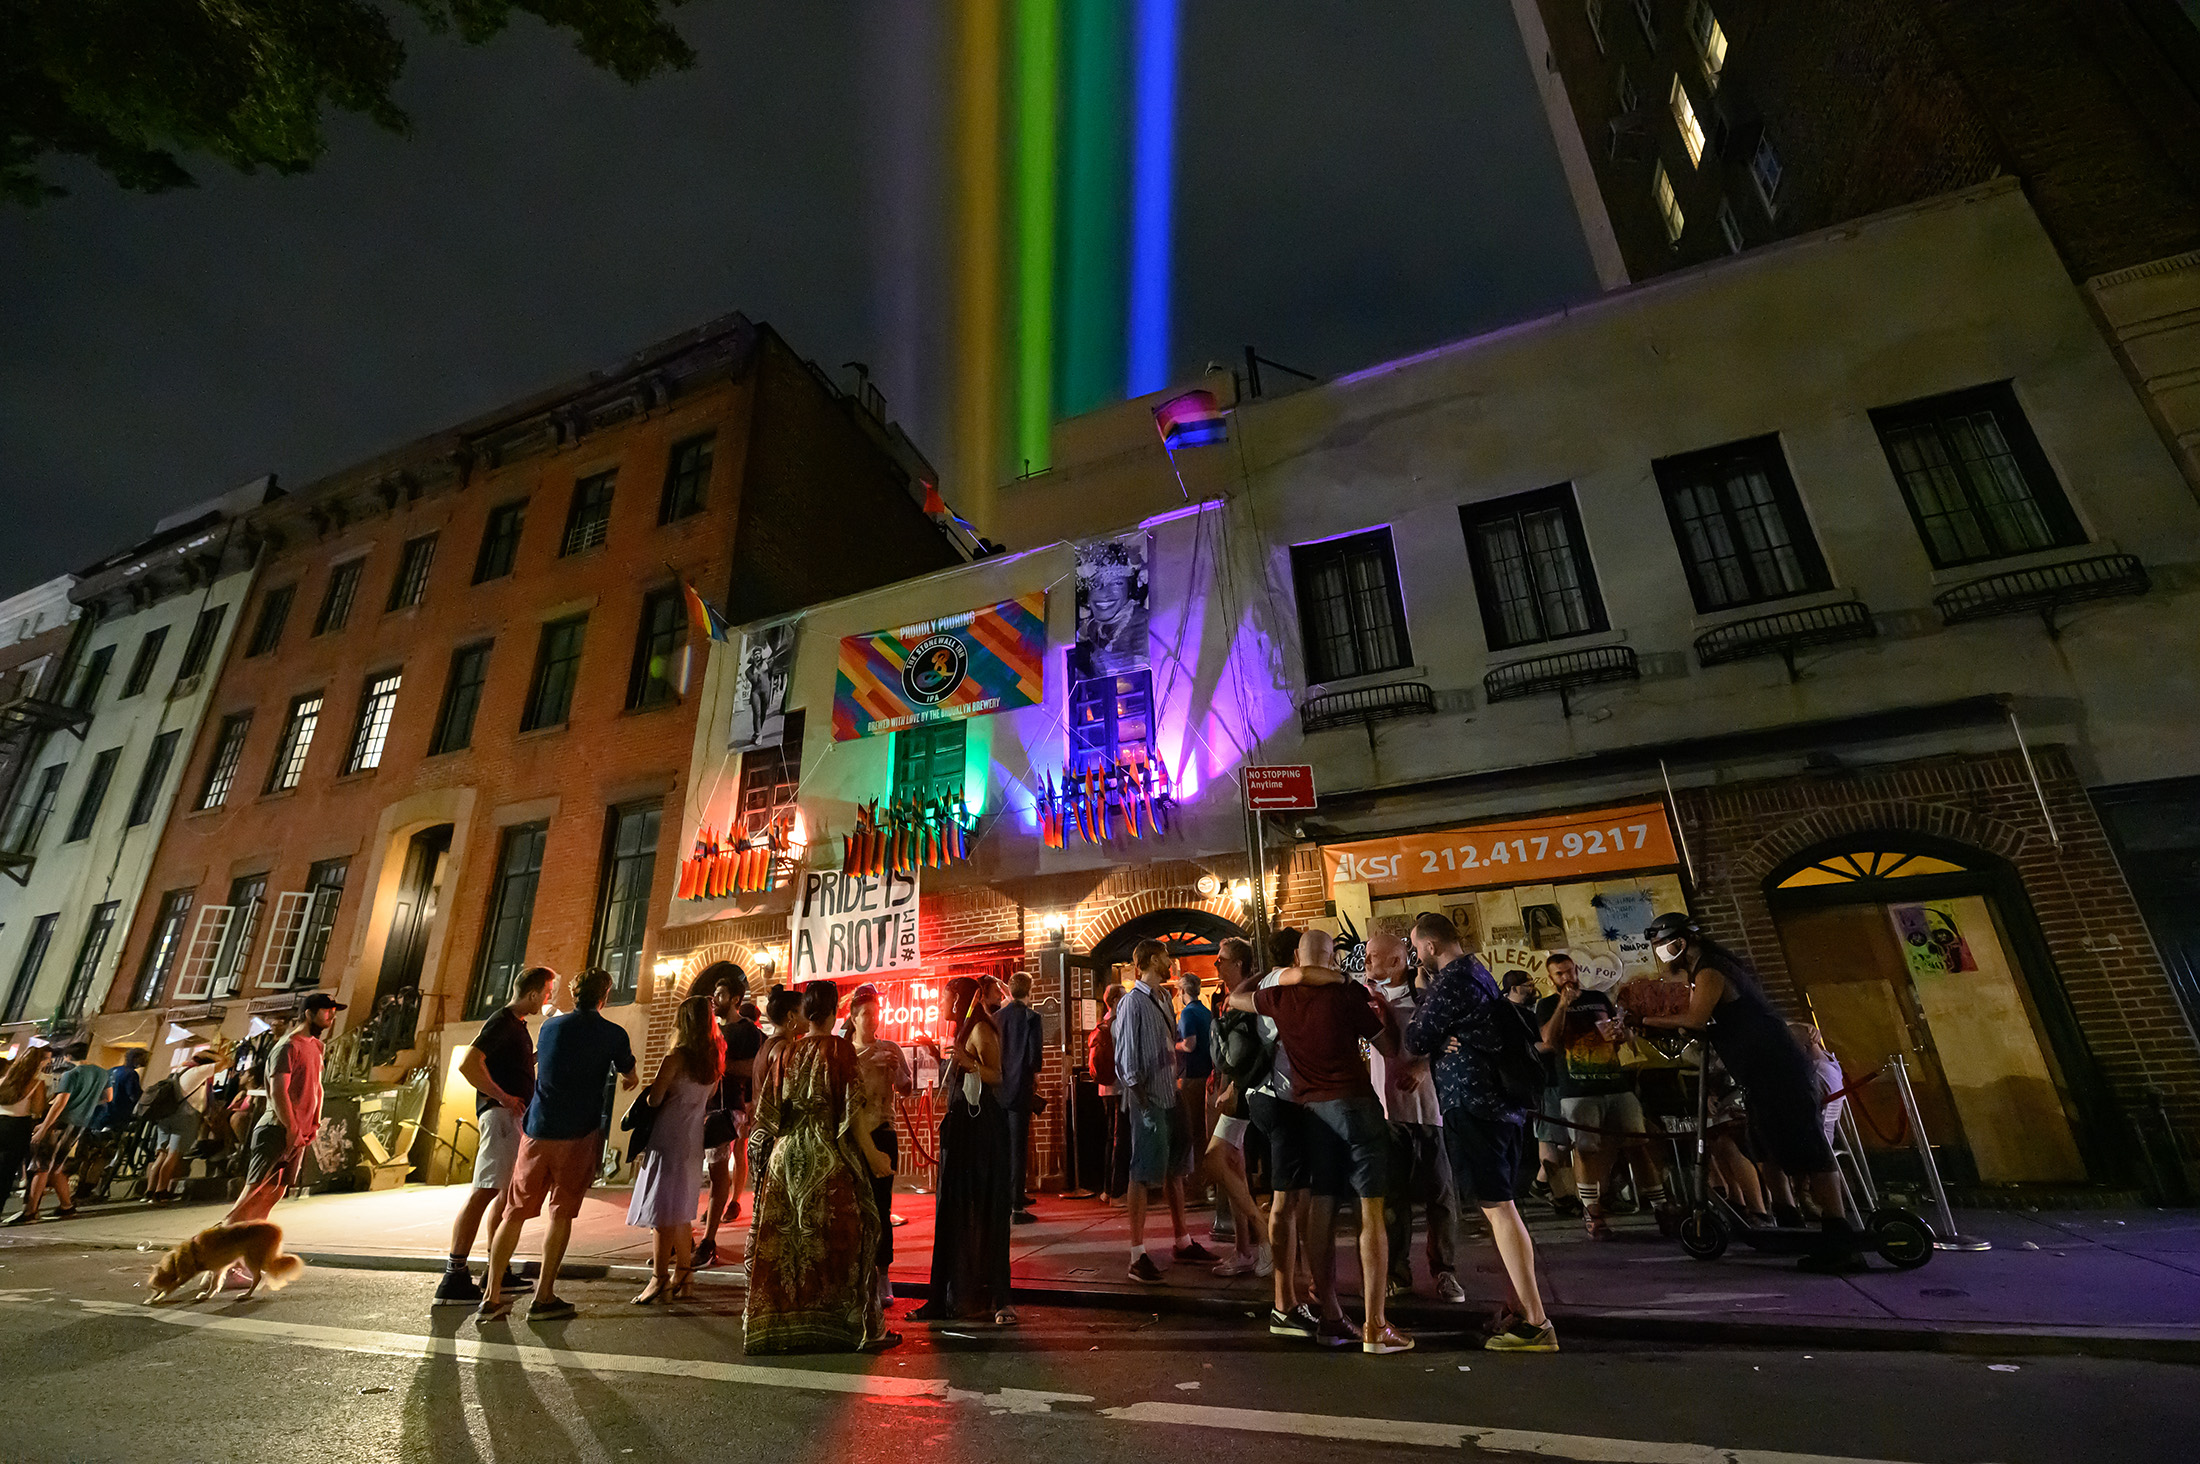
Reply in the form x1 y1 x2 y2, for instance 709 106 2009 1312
1492 999 1548 1107
134 1075 184 1124
1211 1008 1273 1092
1086 1019 1117 1088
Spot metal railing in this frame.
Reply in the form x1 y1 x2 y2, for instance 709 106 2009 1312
1299 680 1436 734
1933 552 2148 637
1483 644 1640 716
1694 598 1877 679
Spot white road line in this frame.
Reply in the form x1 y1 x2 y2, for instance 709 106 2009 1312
1100 1402 1939 1464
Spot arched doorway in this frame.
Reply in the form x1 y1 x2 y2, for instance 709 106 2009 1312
1089 907 1246 985
1765 831 2112 1186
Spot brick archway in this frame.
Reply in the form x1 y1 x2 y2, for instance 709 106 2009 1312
1736 800 2032 884
667 941 770 1001
1072 887 1248 952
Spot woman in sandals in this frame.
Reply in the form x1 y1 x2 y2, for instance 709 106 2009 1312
627 994 724 1304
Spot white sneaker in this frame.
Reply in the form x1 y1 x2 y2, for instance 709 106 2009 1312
1254 1245 1274 1278
1211 1253 1256 1277
1437 1272 1468 1304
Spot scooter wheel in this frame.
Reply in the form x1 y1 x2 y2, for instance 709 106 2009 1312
1869 1209 1936 1270
1679 1204 1728 1261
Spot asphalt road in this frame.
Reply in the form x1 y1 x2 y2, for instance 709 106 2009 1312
0 1241 2189 1464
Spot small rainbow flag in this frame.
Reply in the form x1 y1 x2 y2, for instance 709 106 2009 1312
1153 389 1228 450
681 579 733 644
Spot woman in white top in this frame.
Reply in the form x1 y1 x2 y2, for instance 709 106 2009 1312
0 1046 51 1220
145 1050 226 1204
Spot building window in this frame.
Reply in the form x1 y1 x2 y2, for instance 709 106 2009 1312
343 670 402 774
470 821 549 1018
1654 436 1831 611
522 616 587 731
1632 0 1657 47
288 860 349 989
246 585 294 658
210 873 266 998
132 890 193 1007
64 747 122 842
1653 161 1685 243
561 471 616 557
176 604 227 682
625 588 686 711
660 434 715 524
265 693 323 793
1751 132 1782 214
126 728 183 828
1 913 57 1023
57 901 119 1019
894 721 969 802
736 711 804 829
1460 484 1610 652
1869 383 2087 568
121 626 169 698
67 643 115 711
2 763 67 856
1586 0 1607 53
1615 63 1638 115
592 803 662 1003
1688 0 1726 85
474 501 526 584
387 534 438 611
1069 670 1153 772
197 711 252 810
1717 196 1744 253
1671 76 1705 165
430 641 492 755
313 559 363 636
1289 528 1415 684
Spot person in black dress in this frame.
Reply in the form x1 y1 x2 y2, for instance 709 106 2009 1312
908 976 1016 1325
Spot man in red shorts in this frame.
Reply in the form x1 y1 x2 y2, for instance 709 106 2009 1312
479 968 637 1322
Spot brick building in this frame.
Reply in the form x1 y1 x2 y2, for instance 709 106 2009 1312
86 313 962 1182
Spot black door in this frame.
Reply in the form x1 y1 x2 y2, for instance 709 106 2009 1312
374 824 453 1011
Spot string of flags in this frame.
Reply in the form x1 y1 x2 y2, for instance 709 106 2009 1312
843 793 975 876
1036 756 1176 848
677 817 792 899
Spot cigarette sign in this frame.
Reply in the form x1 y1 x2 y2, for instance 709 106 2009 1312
1322 802 1678 897
790 868 922 978
1245 765 1317 811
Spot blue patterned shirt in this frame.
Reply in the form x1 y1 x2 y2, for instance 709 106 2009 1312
1405 953 1532 1124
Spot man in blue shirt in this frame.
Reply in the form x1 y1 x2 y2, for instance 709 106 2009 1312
1174 968 1214 1206
993 972 1044 1223
479 968 637 1322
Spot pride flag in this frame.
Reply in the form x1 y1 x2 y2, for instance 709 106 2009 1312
1153 388 1227 449
682 580 733 644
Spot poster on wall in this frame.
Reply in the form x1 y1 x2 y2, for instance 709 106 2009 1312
729 620 797 751
1891 900 1977 979
1073 533 1151 677
832 592 1047 740
790 867 921 977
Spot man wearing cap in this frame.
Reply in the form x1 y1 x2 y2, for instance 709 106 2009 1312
225 992 342 1230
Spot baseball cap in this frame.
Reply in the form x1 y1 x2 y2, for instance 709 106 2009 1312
300 992 347 1012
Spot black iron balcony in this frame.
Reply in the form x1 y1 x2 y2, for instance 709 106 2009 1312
1934 553 2149 637
1484 645 1640 716
0 691 90 750
1694 598 1877 680
1300 680 1437 735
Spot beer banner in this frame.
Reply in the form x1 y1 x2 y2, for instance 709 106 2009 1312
831 592 1047 740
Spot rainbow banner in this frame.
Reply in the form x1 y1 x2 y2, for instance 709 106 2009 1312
833 592 1048 741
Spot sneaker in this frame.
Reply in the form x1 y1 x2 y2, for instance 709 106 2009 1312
1012 1209 1037 1225
1315 1314 1359 1348
692 1237 718 1269
1484 1319 1559 1353
527 1297 579 1322
433 1267 484 1306
1253 1245 1274 1278
499 1267 528 1292
1268 1306 1316 1339
1436 1272 1467 1304
1128 1253 1165 1285
1549 1195 1585 1219
1173 1240 1217 1264
474 1295 514 1323
1362 1323 1415 1355
1211 1253 1257 1278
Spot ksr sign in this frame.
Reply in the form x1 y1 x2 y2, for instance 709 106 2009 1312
1323 803 1678 897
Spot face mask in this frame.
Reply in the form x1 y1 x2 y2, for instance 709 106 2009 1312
1654 938 1686 964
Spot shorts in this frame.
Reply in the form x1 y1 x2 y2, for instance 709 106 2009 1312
505 1132 601 1222
1559 1090 1647 1154
1302 1095 1390 1200
1246 1091 1310 1192
474 1107 522 1191
243 1122 300 1191
153 1106 204 1155
1741 1070 1837 1177
1212 1114 1248 1149
31 1122 82 1170
1444 1109 1526 1205
1534 1088 1573 1151
1126 1099 1176 1185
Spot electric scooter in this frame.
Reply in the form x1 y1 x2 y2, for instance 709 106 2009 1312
1665 1036 1935 1270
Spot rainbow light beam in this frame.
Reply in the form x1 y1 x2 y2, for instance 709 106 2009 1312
1016 0 1060 476
1126 0 1180 396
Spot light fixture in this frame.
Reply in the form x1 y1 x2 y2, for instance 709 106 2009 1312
652 957 681 981
1040 910 1068 944
1195 873 1220 897
1229 879 1252 904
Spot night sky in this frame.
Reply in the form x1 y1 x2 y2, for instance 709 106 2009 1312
0 1 1593 592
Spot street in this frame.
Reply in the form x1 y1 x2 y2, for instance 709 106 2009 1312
0 1242 2188 1464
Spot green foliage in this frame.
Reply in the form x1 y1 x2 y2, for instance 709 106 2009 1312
2 1 697 206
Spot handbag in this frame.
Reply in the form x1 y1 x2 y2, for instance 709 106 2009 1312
702 1106 738 1149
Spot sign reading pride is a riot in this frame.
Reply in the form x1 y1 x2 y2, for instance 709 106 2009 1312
790 867 921 978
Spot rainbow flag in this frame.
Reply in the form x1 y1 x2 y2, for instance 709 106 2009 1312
1153 388 1227 450
681 580 733 643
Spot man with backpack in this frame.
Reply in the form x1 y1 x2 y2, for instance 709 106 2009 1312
1404 912 1557 1353
1204 936 1272 1278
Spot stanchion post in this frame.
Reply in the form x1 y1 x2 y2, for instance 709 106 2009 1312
1891 1054 1991 1251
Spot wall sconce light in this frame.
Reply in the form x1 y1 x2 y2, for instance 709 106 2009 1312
1040 910 1069 944
754 949 780 976
1229 879 1252 904
1195 873 1220 897
652 957 681 981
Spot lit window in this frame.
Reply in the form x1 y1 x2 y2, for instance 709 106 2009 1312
1585 0 1607 53
1751 133 1783 214
736 711 804 831
562 471 615 556
1718 196 1744 253
1671 77 1705 165
343 671 402 774
197 712 252 810
1689 1 1727 86
1654 162 1685 243
1069 671 1154 772
265 693 322 793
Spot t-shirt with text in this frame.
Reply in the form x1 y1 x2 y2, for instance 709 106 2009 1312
1534 989 1631 1098
1253 983 1382 1105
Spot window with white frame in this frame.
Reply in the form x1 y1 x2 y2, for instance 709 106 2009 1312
265 692 322 793
1718 196 1744 253
257 890 314 990
1689 1 1726 86
1586 0 1608 53
174 903 236 1001
1751 132 1783 214
343 670 402 774
210 873 265 998
1653 161 1685 242
1671 76 1705 165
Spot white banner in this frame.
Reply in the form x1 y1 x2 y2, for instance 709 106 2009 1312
790 867 921 979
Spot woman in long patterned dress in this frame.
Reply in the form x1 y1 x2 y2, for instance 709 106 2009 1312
744 980 894 1353
907 976 1014 1326
627 994 725 1304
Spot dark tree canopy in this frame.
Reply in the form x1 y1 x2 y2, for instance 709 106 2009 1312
2 1 697 205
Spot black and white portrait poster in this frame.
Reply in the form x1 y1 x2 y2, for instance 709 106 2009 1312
729 619 797 750
1073 532 1151 677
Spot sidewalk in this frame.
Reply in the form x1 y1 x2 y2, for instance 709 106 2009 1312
13 1183 2199 1359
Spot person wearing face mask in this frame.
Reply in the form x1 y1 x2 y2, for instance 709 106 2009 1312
1632 913 1854 1267
1361 927 1464 1304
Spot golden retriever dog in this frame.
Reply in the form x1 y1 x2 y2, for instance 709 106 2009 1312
145 1220 304 1303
